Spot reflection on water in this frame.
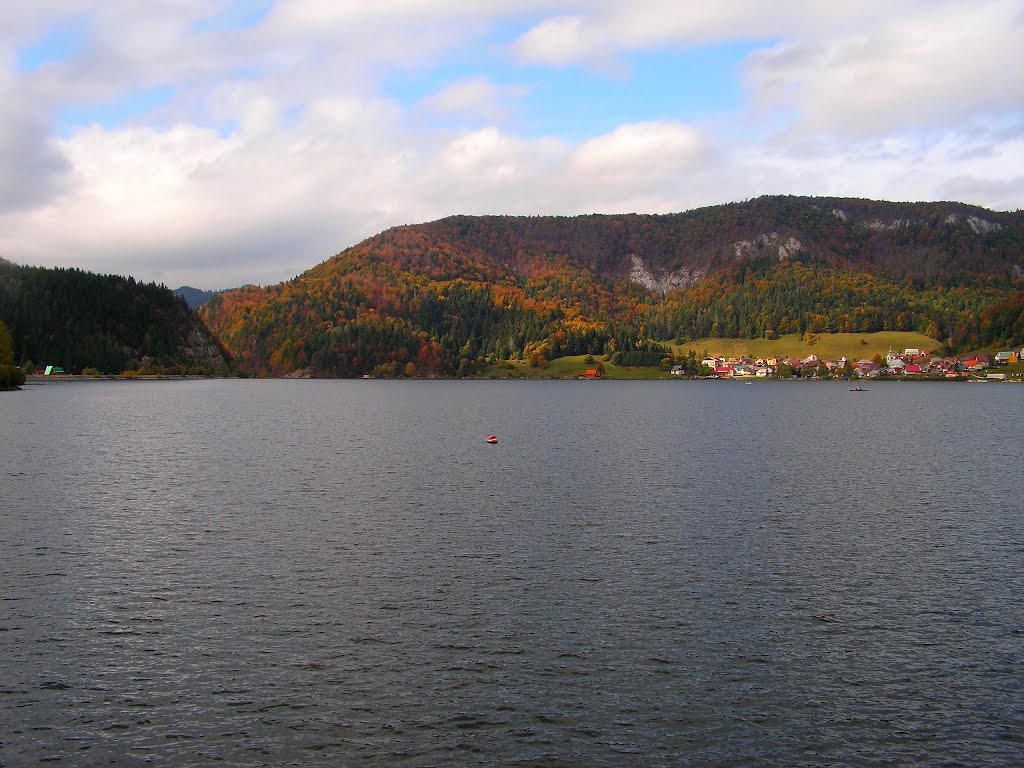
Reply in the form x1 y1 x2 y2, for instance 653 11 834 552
2 379 1023 766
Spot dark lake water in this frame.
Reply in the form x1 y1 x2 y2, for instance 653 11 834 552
2 379 1023 766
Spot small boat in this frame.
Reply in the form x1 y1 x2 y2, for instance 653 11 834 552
485 435 498 444
849 386 867 392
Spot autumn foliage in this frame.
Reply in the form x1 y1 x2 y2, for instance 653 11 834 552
199 196 1024 376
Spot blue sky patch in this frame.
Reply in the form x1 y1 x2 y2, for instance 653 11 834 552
16 17 92 73
191 0 274 34
382 39 766 139
55 85 178 135
518 42 766 140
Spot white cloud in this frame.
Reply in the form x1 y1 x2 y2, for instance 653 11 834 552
0 0 1022 288
0 96 418 287
411 127 565 216
724 129 1024 211
569 121 705 177
510 1 934 64
3 100 1023 288
513 15 590 67
422 76 529 123
0 76 69 212
511 2 1024 136
745 2 1024 138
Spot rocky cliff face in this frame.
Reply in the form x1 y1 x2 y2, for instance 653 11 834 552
732 233 805 262
628 255 704 293
419 196 1024 285
177 327 230 368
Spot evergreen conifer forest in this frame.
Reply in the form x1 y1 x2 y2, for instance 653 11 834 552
3 197 1022 378
198 197 1024 377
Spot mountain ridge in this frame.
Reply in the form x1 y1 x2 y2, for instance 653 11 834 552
173 285 226 310
403 196 1023 281
199 195 1024 378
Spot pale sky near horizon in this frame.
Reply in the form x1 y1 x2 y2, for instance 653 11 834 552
1 1 1022 289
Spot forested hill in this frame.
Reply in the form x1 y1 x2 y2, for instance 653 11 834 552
407 196 1024 281
199 195 1024 378
0 262 231 374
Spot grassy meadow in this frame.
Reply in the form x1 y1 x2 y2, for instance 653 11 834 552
672 332 941 361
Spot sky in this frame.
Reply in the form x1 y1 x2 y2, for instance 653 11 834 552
1 1 1022 289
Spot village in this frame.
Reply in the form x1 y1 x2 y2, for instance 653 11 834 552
671 347 1024 381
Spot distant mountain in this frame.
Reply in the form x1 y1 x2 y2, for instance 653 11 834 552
196 195 1024 377
0 262 231 374
174 285 224 309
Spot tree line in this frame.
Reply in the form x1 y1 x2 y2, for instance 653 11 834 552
0 262 230 375
0 320 25 389
201 243 1021 378
6 196 1023 378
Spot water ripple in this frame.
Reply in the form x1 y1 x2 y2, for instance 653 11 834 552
1 379 1022 766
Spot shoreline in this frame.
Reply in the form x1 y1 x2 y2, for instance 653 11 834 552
21 373 1021 384
24 374 222 384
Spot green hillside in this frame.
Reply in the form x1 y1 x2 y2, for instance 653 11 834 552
677 332 941 361
194 195 1024 378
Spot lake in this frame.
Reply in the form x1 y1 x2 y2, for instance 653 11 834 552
2 379 1023 766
